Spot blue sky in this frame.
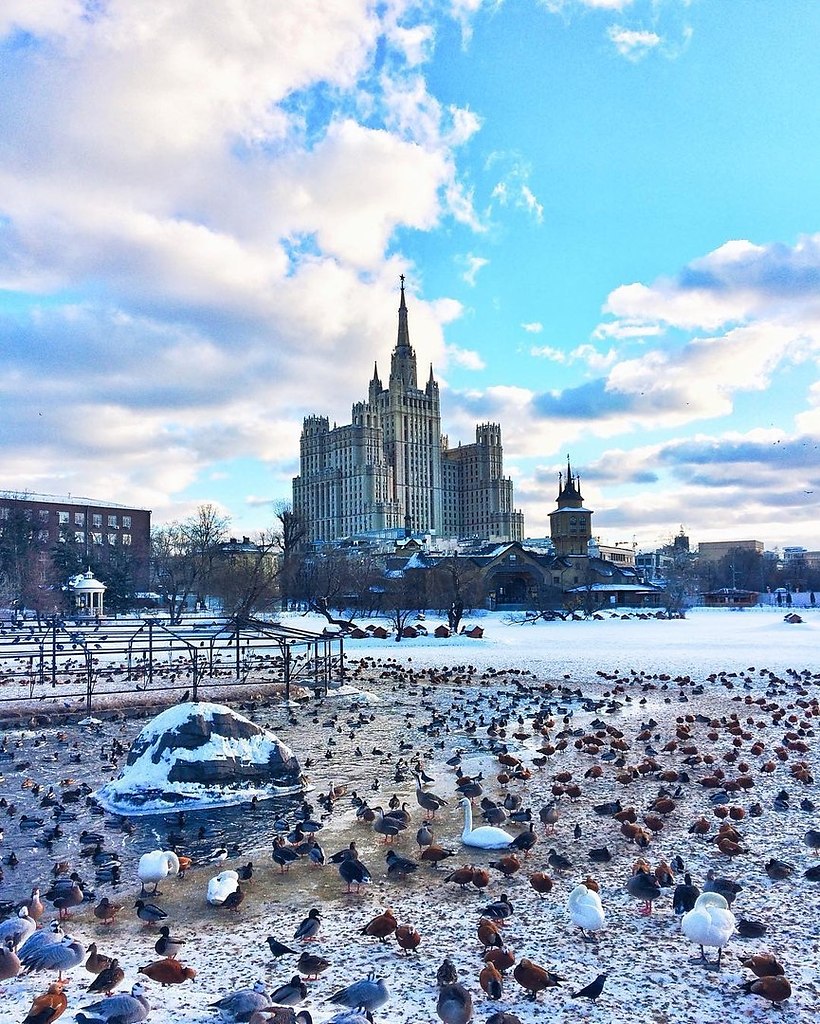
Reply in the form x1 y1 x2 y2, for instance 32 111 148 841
1 1 819 551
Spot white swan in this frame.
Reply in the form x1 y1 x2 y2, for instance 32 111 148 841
207 869 239 906
138 850 180 895
459 798 514 849
681 891 736 969
567 883 605 939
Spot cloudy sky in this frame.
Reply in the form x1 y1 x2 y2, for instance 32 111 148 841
2 0 819 551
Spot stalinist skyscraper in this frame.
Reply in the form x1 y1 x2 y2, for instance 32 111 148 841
293 278 523 545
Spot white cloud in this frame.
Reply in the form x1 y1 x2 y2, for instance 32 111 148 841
462 254 489 286
530 345 565 362
607 26 662 61
446 345 486 371
521 321 543 334
486 154 544 225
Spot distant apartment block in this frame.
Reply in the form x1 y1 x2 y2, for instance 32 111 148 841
697 539 764 562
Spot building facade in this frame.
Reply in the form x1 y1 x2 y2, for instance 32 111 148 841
293 280 524 545
0 491 151 589
548 459 593 557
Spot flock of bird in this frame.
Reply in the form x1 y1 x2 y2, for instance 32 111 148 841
1 650 819 1021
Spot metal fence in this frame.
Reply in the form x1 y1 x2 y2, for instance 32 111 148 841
0 613 345 715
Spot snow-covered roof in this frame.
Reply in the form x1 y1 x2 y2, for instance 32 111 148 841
0 490 149 511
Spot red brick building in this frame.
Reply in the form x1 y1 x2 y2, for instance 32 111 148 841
0 491 151 591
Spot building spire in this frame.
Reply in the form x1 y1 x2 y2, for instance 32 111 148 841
397 274 411 349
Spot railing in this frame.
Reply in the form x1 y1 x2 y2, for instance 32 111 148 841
0 614 345 716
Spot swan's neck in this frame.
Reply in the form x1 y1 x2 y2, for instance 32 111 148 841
462 801 473 837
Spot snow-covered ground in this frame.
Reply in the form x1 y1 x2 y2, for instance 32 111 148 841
1 606 819 1023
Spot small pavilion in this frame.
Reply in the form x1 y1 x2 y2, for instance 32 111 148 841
72 569 107 616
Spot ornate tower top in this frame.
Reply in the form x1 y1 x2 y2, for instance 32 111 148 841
390 274 418 389
558 454 583 504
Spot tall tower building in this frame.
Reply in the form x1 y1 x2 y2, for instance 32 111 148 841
549 457 593 556
293 279 523 546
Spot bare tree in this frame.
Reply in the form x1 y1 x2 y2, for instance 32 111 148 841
382 568 425 641
210 530 281 619
151 504 230 622
427 554 484 631
273 502 306 611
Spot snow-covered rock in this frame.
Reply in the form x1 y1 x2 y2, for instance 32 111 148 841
96 701 303 813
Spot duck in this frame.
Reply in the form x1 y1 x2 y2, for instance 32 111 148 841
395 924 421 954
338 850 372 893
460 798 513 849
137 850 180 896
415 774 447 818
703 869 741 905
681 891 736 970
739 953 785 978
155 925 187 959
207 869 239 906
672 873 700 915
360 909 397 942
529 872 554 898
741 976 792 1006
513 958 562 1000
74 982 150 1023
0 937 22 982
21 981 67 1024
133 899 168 926
93 897 123 926
139 957 197 986
294 908 321 941
567 883 605 940
479 962 504 1000
85 942 112 975
296 950 330 979
437 982 473 1024
87 959 125 996
268 975 307 1006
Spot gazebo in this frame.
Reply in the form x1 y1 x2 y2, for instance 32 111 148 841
72 569 106 616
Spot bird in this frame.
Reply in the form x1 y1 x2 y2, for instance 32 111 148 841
510 824 537 857
528 872 553 898
361 908 397 942
268 975 307 1006
85 943 113 975
385 849 418 879
673 873 700 915
133 900 167 926
20 934 85 980
460 798 513 849
741 976 792 1006
395 924 421 954
338 850 372 893
703 869 741 905
137 850 179 896
93 898 123 927
437 981 473 1024
567 883 605 940
681 892 736 970
0 905 36 949
415 774 448 818
481 894 514 925
436 958 459 987
139 957 197 986
207 869 239 906
294 908 321 941
626 869 662 915
546 848 572 872
513 958 561 999
327 971 389 1013
21 981 67 1024
765 857 794 881
155 926 186 959
0 937 22 983
297 950 330 979
739 953 785 978
87 959 125 996
572 973 608 1001
74 983 150 1023
211 981 269 1021
267 935 298 959
479 961 504 999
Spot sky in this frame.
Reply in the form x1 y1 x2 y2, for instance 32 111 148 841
1 0 819 552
